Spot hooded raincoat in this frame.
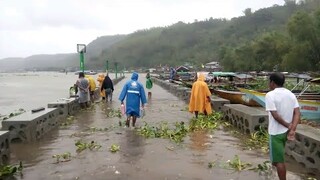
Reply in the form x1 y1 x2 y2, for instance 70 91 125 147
97 74 106 98
85 75 96 92
189 73 212 114
119 72 147 117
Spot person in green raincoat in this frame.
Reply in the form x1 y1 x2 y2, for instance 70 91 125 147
146 73 153 98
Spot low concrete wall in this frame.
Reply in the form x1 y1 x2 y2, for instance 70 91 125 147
134 77 320 173
152 77 230 110
48 97 80 118
286 124 320 171
2 108 60 143
222 104 268 134
211 95 230 112
0 131 10 165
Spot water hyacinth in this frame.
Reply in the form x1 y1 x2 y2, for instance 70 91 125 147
109 144 120 153
136 121 189 143
75 140 102 153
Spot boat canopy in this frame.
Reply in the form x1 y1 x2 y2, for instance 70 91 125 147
233 74 254 79
208 72 236 77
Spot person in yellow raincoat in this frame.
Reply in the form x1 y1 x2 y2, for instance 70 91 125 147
97 73 106 100
189 73 212 118
85 75 97 103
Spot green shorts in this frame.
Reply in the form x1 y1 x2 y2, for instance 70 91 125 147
269 132 287 163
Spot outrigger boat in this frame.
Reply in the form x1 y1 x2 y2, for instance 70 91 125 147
238 78 320 121
212 89 261 106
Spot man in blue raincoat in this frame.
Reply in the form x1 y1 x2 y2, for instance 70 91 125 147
119 72 147 128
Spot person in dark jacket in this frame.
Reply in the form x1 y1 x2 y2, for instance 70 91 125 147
101 73 114 102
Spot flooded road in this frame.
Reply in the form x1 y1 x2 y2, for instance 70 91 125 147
1 72 319 180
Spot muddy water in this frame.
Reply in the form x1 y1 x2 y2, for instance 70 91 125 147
1 72 319 180
0 72 115 116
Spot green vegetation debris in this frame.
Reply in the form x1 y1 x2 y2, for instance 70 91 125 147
180 106 189 111
137 112 223 143
189 113 222 131
136 121 189 143
52 152 72 163
75 140 102 153
60 116 75 127
2 109 26 120
226 155 252 171
107 109 122 118
109 144 120 153
249 161 271 174
89 127 109 132
208 160 217 168
0 161 23 178
244 127 269 153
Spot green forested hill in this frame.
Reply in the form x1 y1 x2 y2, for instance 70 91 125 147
96 0 320 72
2 1 320 72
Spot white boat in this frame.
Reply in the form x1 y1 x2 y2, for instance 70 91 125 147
74 70 97 75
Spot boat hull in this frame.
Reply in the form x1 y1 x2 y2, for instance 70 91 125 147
238 88 320 121
213 89 261 107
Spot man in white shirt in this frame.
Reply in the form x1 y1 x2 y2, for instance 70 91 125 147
265 72 300 180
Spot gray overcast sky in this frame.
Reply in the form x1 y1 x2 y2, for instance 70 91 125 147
0 0 284 59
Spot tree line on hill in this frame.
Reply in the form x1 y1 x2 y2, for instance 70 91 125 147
1 0 319 73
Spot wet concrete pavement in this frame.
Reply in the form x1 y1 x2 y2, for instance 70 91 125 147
1 72 319 180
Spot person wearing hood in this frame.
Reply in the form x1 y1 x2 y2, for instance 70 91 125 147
85 75 97 103
97 73 106 100
119 72 147 128
146 73 153 98
101 73 114 102
169 67 176 82
76 72 90 108
189 73 212 118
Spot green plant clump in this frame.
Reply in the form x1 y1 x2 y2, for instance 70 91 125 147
137 121 189 143
249 160 271 173
0 161 23 178
2 109 26 120
189 113 223 131
75 140 102 153
52 152 72 163
226 155 252 171
244 127 269 152
107 109 122 118
109 144 120 153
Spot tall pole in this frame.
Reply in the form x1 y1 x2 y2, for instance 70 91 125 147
106 60 109 72
80 52 85 72
115 62 118 79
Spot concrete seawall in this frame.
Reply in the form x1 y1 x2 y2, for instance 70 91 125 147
152 77 320 172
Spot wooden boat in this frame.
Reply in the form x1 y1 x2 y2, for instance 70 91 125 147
212 89 261 106
238 88 320 121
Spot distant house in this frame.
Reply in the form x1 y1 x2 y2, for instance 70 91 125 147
176 66 189 72
148 68 156 73
205 61 222 71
